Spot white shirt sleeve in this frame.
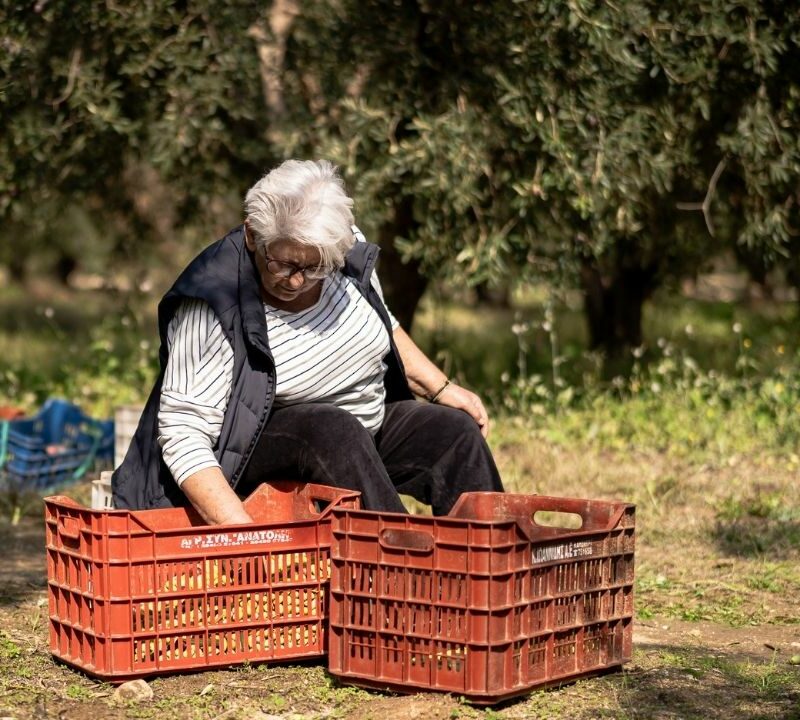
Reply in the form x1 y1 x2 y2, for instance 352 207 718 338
158 298 234 486
352 224 400 330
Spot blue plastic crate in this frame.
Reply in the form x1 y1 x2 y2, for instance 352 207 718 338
0 399 114 491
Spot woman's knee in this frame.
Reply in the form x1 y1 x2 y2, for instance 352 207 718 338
429 405 484 444
270 404 377 468
295 403 370 447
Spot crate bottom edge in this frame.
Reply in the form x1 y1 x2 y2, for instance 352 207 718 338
328 661 628 705
50 648 328 683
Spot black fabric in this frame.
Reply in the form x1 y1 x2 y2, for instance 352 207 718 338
112 226 411 510
238 401 504 516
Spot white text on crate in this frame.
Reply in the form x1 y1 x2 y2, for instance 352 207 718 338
532 540 593 564
179 529 294 549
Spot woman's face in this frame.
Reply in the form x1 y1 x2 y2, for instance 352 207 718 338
245 227 325 307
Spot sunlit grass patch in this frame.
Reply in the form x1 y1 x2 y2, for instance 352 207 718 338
714 488 800 558
743 563 800 595
0 286 159 416
635 565 800 627
503 353 800 464
0 632 21 660
656 648 799 701
416 286 800 392
414 287 800 473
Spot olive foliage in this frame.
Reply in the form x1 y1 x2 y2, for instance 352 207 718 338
0 0 268 276
276 0 799 353
2 1 798 357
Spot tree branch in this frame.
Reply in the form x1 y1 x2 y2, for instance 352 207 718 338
247 0 299 119
676 157 727 236
52 48 82 107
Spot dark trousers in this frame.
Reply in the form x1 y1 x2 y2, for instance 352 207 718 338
238 400 503 515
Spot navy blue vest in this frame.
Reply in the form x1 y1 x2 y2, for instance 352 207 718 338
112 225 412 510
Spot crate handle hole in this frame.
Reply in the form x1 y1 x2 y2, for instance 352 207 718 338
379 529 434 552
532 511 583 530
57 515 82 542
311 498 331 514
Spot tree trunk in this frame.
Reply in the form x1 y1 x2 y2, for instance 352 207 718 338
735 243 774 301
247 0 299 122
376 195 428 331
475 281 511 308
580 257 657 377
55 254 77 286
6 255 28 284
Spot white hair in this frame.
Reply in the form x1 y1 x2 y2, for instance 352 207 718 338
243 159 355 268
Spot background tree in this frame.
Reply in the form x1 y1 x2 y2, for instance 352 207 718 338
2 1 798 366
0 0 269 281
263 0 512 329
272 0 799 362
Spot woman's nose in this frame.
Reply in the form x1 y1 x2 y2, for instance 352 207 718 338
287 271 306 289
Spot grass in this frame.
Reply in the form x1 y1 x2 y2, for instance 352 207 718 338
1 280 799 718
0 282 158 416
414 285 800 397
493 423 800 629
715 489 800 558
0 632 21 660
657 649 797 701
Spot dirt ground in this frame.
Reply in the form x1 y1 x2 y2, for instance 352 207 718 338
1 437 799 719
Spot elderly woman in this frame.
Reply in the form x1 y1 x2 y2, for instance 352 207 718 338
113 159 503 522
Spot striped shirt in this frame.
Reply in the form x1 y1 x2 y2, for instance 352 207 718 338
158 256 399 486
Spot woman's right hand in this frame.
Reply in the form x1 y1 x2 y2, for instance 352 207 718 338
181 467 254 525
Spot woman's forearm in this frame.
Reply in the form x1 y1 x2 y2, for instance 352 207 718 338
392 325 491 437
392 326 449 399
180 467 254 525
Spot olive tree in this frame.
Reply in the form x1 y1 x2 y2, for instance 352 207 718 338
272 0 799 359
0 0 269 280
2 0 797 365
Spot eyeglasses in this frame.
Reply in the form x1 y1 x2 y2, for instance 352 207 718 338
264 253 333 281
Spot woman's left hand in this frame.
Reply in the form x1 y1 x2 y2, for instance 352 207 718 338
390 326 491 438
436 382 491 438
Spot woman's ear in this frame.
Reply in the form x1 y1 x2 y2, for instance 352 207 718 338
243 220 256 251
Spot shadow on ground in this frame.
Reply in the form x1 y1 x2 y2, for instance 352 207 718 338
0 515 47 605
609 639 800 720
712 516 800 559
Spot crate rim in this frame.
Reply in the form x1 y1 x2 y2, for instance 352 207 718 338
331 492 636 545
46 480 362 531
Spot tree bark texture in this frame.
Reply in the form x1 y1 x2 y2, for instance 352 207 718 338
580 255 658 376
376 195 428 332
247 0 299 121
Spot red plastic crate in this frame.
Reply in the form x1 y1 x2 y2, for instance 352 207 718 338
46 482 360 681
328 493 635 703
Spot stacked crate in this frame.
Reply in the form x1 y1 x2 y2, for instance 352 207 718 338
46 482 359 681
327 494 635 703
